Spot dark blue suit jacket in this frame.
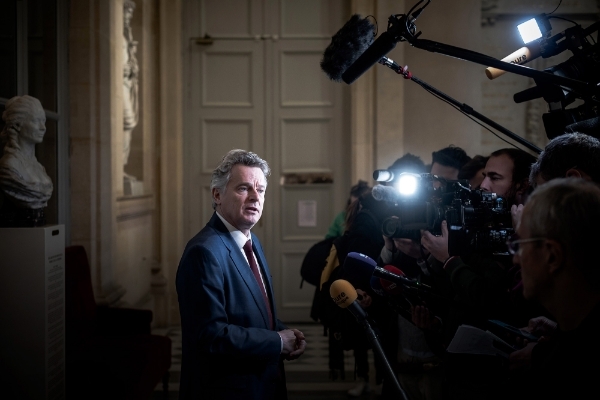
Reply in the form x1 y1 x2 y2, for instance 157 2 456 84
176 213 288 400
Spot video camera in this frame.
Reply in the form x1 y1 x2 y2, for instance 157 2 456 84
372 170 513 256
512 19 600 139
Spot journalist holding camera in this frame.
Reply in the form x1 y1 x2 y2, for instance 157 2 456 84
376 146 473 400
374 132 600 400
374 145 539 400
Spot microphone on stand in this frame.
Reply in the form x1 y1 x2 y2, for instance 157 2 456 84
330 279 409 400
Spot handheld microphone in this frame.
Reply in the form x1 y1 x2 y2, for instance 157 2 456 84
330 279 368 321
370 275 385 297
372 184 400 203
343 252 432 292
331 278 410 400
379 265 406 296
320 14 376 82
485 44 541 80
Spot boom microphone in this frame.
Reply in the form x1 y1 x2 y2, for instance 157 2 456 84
330 279 368 321
372 184 400 202
320 15 376 82
485 44 541 80
342 31 397 84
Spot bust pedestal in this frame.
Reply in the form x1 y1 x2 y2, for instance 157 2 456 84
0 225 65 399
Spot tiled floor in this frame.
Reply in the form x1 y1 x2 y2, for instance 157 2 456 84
151 323 382 399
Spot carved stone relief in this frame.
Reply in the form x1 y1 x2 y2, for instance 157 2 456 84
123 0 142 195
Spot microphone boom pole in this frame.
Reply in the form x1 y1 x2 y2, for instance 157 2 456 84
379 56 542 154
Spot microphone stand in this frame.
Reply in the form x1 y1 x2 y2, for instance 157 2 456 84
354 314 410 400
379 57 542 154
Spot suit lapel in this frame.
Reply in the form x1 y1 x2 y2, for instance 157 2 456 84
208 213 272 328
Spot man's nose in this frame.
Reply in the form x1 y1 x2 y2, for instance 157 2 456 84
512 252 520 265
480 178 491 192
247 188 259 200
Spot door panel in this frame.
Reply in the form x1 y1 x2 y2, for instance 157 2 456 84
270 33 348 322
186 0 349 323
188 34 266 240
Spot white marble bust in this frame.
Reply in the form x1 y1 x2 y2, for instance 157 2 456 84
0 95 53 209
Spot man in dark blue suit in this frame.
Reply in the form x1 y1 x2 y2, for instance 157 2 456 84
176 149 307 400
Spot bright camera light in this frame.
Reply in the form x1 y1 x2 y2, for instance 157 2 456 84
395 173 419 196
518 18 543 44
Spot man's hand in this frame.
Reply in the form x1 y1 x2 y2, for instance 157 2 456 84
279 328 307 360
527 316 557 337
393 238 424 259
511 204 524 230
421 221 449 262
383 234 395 252
411 304 441 331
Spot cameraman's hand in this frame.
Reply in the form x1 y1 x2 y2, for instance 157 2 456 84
383 235 395 252
393 238 424 259
421 221 449 263
511 204 524 230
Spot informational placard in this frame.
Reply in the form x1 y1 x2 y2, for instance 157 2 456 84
297 200 317 227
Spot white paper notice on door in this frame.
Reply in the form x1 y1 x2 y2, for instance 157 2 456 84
298 200 317 227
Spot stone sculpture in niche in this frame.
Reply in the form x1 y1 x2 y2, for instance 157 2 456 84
0 95 53 227
123 0 140 191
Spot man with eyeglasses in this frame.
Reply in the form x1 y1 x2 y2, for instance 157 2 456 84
415 147 539 331
507 178 600 399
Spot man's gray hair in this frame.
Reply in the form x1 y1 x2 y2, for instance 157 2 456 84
529 133 600 188
210 149 271 209
525 178 600 291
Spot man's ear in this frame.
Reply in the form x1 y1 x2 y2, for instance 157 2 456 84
514 180 531 205
212 187 221 206
565 168 593 181
545 239 564 275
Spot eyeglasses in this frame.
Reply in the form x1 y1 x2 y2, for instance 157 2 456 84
506 236 547 255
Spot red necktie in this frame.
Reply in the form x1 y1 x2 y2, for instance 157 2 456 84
243 240 273 329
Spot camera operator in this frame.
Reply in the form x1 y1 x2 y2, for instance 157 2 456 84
430 145 472 187
382 146 472 267
402 147 537 400
420 148 537 326
322 154 426 397
378 146 471 400
509 178 600 399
